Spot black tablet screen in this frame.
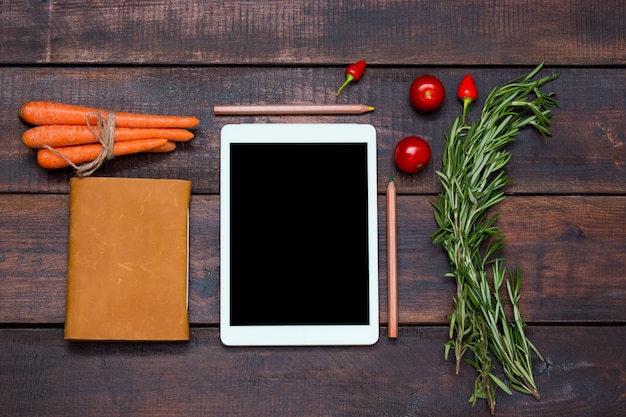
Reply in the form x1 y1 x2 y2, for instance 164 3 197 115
229 142 371 326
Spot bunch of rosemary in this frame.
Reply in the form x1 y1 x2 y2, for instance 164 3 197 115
431 64 559 414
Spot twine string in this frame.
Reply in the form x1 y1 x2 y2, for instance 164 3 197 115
78 111 116 176
43 111 116 177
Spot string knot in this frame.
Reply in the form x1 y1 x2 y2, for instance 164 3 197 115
75 111 116 177
44 111 116 176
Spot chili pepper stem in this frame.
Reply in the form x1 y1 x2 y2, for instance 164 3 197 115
336 74 355 96
461 97 473 124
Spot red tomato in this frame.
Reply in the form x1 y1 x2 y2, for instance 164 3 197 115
409 75 446 111
394 136 432 174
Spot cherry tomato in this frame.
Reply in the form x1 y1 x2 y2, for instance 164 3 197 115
394 136 432 174
409 75 446 111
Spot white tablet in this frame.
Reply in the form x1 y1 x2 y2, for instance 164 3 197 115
220 123 379 346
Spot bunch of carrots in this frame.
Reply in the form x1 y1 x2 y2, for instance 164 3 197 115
19 101 200 170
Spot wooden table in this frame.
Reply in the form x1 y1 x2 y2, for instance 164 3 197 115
1 1 624 415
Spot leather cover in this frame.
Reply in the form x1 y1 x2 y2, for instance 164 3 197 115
64 177 191 341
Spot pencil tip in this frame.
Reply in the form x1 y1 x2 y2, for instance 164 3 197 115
389 176 394 182
368 106 375 112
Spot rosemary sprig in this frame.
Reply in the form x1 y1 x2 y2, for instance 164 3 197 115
431 64 559 413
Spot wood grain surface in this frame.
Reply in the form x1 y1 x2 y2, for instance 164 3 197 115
1 194 624 326
0 0 624 416
1 67 624 194
1 327 624 417
1 1 624 65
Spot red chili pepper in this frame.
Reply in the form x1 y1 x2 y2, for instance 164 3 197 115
335 60 366 96
457 74 478 123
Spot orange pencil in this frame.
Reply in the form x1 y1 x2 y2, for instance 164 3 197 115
387 176 398 338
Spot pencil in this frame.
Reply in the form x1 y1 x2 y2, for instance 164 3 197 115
387 176 398 339
213 104 375 115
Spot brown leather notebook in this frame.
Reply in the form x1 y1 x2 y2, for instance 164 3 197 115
64 177 191 341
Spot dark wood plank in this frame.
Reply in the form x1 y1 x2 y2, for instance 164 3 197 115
0 326 623 416
1 194 624 325
1 2 623 415
1 67 625 195
395 195 626 325
1 0 624 65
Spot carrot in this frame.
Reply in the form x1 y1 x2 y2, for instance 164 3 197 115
146 141 177 153
22 125 194 148
19 101 200 128
37 138 168 169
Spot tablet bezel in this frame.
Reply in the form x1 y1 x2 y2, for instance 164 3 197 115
220 123 379 346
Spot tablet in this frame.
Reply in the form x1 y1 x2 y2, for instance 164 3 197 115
220 123 379 346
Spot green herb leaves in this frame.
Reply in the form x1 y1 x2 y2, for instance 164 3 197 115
431 64 559 414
